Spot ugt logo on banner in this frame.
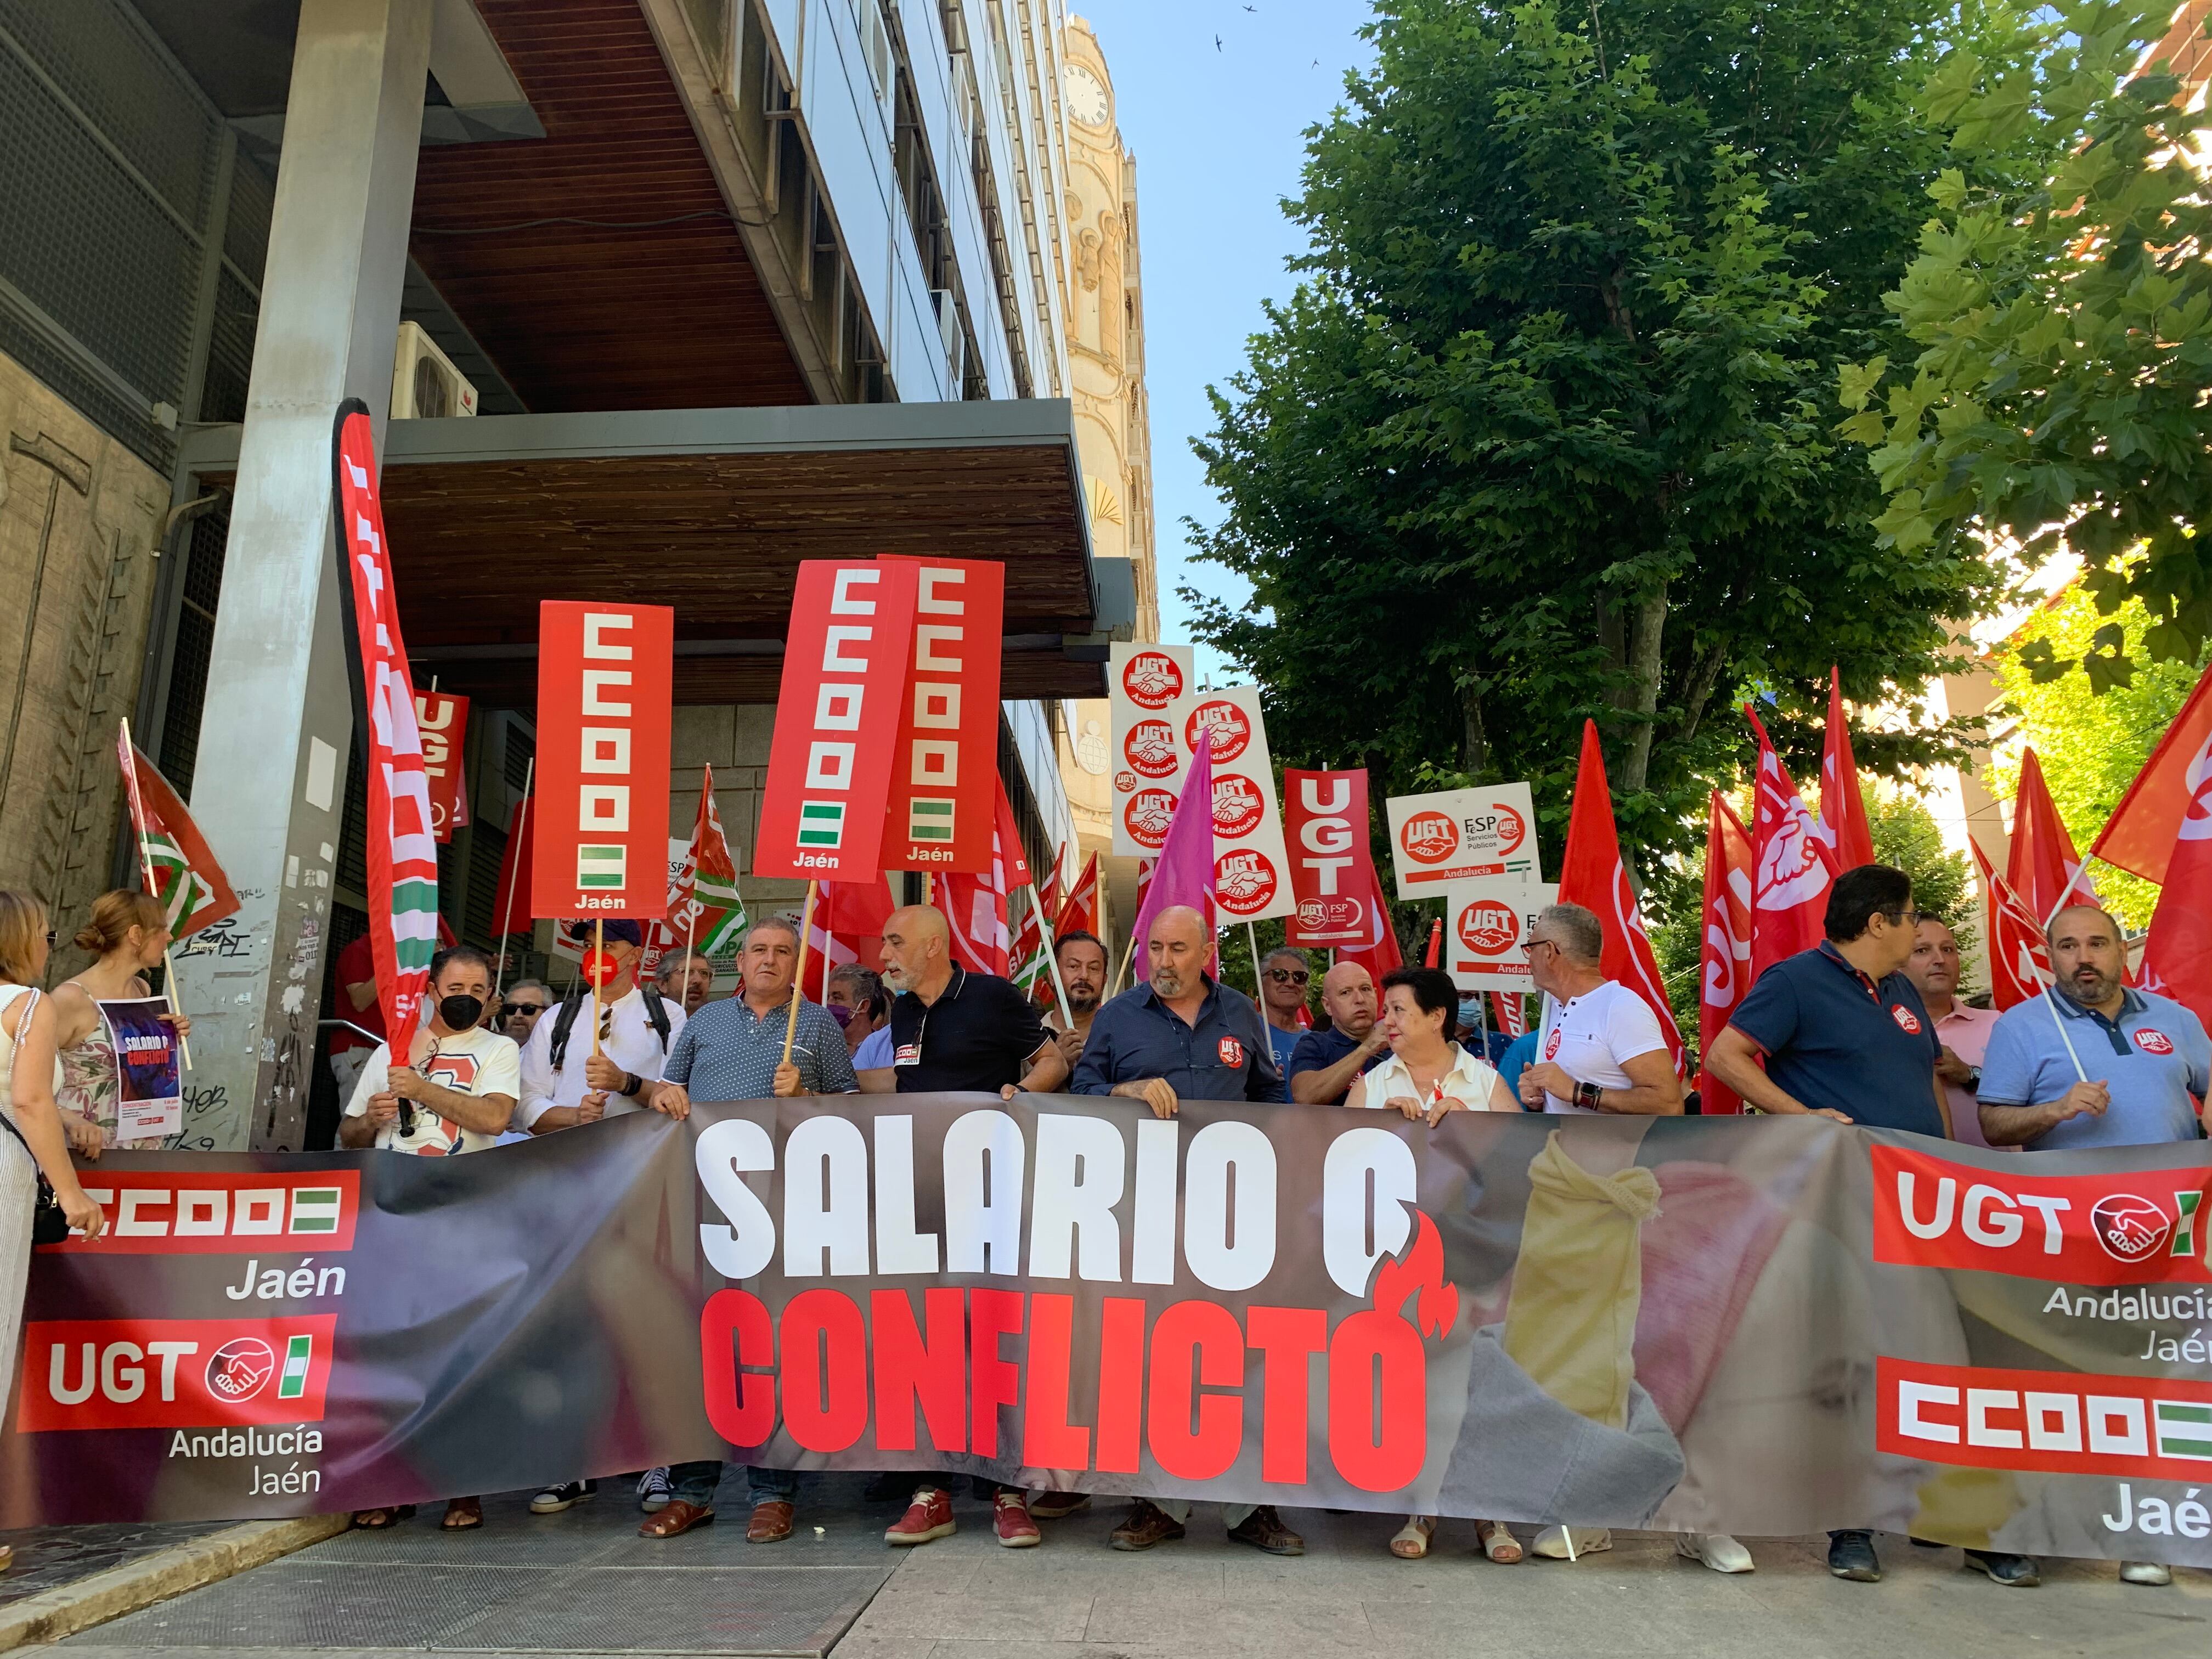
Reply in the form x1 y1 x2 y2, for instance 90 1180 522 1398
534 603 674 917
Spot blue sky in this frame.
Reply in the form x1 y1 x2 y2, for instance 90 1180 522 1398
1082 1 1379 681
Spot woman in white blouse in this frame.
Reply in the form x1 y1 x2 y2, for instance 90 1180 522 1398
1345 966 1521 1562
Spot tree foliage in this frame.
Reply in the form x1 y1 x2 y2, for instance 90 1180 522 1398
1188 0 2037 874
1841 2 2212 691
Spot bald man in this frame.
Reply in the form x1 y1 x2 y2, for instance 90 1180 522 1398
1289 961 1389 1104
865 905 1067 1098
1070 905 1283 1116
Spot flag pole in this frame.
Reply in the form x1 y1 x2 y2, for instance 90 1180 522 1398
1033 883 1075 1026
119 718 191 1071
1244 920 1262 997
494 759 532 997
590 918 605 1057
784 880 818 1065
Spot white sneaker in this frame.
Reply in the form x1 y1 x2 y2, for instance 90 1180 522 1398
2120 1560 2171 1585
1531 1526 1612 1559
1677 1532 1754 1573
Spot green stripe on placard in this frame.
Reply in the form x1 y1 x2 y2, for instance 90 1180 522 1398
577 845 626 888
288 1188 341 1233
278 1335 312 1400
2155 1401 2212 1460
910 798 955 841
798 802 844 848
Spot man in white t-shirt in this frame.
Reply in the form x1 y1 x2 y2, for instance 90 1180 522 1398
518 922 687 1137
339 945 521 1157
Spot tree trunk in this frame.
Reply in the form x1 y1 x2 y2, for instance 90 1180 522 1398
1676 639 1730 744
1621 582 1668 795
1459 680 1489 774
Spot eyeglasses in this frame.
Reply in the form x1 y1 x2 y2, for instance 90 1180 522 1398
1519 936 1559 957
42 930 55 945
1265 968 1310 985
505 1002 545 1016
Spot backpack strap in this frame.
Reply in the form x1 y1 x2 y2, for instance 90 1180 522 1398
639 982 672 1053
546 982 589 1072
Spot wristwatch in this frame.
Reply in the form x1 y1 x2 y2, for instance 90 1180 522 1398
1575 1079 1604 1111
622 1071 643 1097
1963 1066 1982 1094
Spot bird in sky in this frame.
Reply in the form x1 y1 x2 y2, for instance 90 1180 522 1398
1243 4 1256 10
1215 33 1223 49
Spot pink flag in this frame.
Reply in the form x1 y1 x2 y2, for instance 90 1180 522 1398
2137 721 2212 1032
1819 667 1876 870
1130 733 1217 968
1745 705 1837 981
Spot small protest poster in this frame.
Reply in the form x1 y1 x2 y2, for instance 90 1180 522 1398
98 997 180 1139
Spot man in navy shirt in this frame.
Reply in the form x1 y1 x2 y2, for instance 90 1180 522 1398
1289 960 1389 1104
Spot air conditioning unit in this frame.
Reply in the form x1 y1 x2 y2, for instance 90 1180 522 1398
391 321 478 419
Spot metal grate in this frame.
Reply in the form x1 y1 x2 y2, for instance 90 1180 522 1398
465 817 506 945
156 509 229 799
504 721 535 792
336 740 368 899
222 151 273 288
198 267 258 425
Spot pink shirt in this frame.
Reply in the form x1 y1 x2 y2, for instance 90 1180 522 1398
1933 1001 2005 1149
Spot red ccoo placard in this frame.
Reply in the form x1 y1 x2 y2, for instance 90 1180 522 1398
878 556 1005 873
533 602 674 918
755 561 918 882
413 689 470 844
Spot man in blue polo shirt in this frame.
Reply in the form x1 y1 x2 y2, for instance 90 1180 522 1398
1289 960 1390 1104
1977 904 2209 1151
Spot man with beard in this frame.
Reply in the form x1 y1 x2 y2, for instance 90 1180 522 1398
1069 905 1299 1556
654 948 715 1017
1288 960 1388 1104
1042 928 1109 1064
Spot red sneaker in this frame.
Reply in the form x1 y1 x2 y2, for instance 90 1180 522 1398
885 1486 956 1545
994 1491 1041 1548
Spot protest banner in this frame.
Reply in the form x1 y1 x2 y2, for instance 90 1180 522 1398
532 602 674 919
331 402 438 1043
756 562 918 882
1441 881 1559 990
9 1104 2211 1570
1384 785 1541 899
413 690 470 844
1166 686 1294 923
1284 769 1379 945
97 997 182 1139
879 557 1005 873
1109 644 1194 857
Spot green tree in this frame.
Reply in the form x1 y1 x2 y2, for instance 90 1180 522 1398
1189 0 2035 876
1840 3 2212 690
1987 580 2209 924
1867 788 1975 936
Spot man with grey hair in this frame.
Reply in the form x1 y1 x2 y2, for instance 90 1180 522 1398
654 948 715 1017
1256 946 1312 1100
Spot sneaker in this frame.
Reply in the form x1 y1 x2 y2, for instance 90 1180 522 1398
1827 1530 1882 1582
993 1491 1041 1548
529 1479 596 1514
1029 1490 1091 1519
1963 1549 2039 1587
1109 1498 1187 1551
2120 1561 2171 1585
1531 1526 1612 1559
885 1486 956 1545
637 1468 672 1514
1676 1533 1754 1573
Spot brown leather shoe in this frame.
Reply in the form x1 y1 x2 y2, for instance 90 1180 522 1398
1227 1505 1304 1556
1108 1498 1186 1551
639 1499 714 1539
747 1499 795 1543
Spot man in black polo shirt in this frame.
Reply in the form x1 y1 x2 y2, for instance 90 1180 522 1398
1289 960 1388 1104
872 903 1067 1549
1069 904 1298 1556
1704 864 2040 1591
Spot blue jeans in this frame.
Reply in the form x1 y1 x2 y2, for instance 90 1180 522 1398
748 1466 799 1506
669 1460 723 1507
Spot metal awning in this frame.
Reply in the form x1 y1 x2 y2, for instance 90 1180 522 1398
179 398 1125 702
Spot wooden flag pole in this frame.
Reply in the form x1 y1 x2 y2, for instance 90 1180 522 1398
783 879 819 1065
118 718 191 1071
590 917 604 1058
1031 883 1075 1027
493 758 532 997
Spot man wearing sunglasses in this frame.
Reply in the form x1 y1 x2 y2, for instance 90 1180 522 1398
1256 947 1313 1102
499 981 550 1046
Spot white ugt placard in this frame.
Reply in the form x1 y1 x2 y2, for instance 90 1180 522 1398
1166 685 1294 923
1109 643 1194 858
1385 783 1541 900
1443 879 1558 991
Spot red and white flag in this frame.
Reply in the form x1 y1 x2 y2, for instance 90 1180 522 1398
1334 862 1402 981
116 727 238 939
2088 658 2212 885
1697 791 1754 1113
2009 747 2098 924
489 789 534 939
1056 851 1100 938
2137 721 2212 1032
1819 667 1876 871
1744 705 1837 981
1970 837 2053 1009
804 878 895 1002
1489 992 1527 1039
1556 719 1685 1073
943 780 1026 977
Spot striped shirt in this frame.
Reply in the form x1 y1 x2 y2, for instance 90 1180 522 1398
663 995 859 1102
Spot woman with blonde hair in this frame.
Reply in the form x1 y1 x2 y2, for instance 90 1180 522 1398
51 890 191 1154
1 890 109 1566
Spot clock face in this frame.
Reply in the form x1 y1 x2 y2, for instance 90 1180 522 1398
1065 63 1109 127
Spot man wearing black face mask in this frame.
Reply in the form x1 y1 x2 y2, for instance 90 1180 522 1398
338 946 521 1156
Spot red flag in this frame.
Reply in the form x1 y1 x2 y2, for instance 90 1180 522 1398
2008 747 2098 925
116 729 239 939
1335 862 1402 980
1970 837 2053 1009
805 878 895 1002
991 778 1035 892
943 816 1015 977
2137 719 2212 1031
1489 992 1527 1039
1422 916 1443 968
1556 720 1686 1073
1056 851 1100 937
489 790 534 938
2089 659 2212 885
1697 792 1754 1113
1819 668 1875 871
1745 705 1837 981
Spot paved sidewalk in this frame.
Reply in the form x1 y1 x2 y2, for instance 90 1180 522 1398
22 1477 2210 1658
0 1521 233 1610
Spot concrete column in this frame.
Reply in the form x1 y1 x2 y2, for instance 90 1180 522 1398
176 0 433 1151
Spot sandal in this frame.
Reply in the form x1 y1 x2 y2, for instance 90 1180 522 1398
1389 1515 1436 1559
1478 1519 1523 1563
351 1506 416 1530
441 1497 483 1530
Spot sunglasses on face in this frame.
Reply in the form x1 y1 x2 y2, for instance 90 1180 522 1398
506 1002 545 1016
1266 968 1310 985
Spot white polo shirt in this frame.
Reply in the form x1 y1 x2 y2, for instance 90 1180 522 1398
516 985 686 1130
1534 980 1667 1114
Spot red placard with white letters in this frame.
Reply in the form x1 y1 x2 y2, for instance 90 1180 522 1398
878 557 1003 873
754 561 918 882
413 690 470 843
533 602 673 919
1284 769 1379 945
